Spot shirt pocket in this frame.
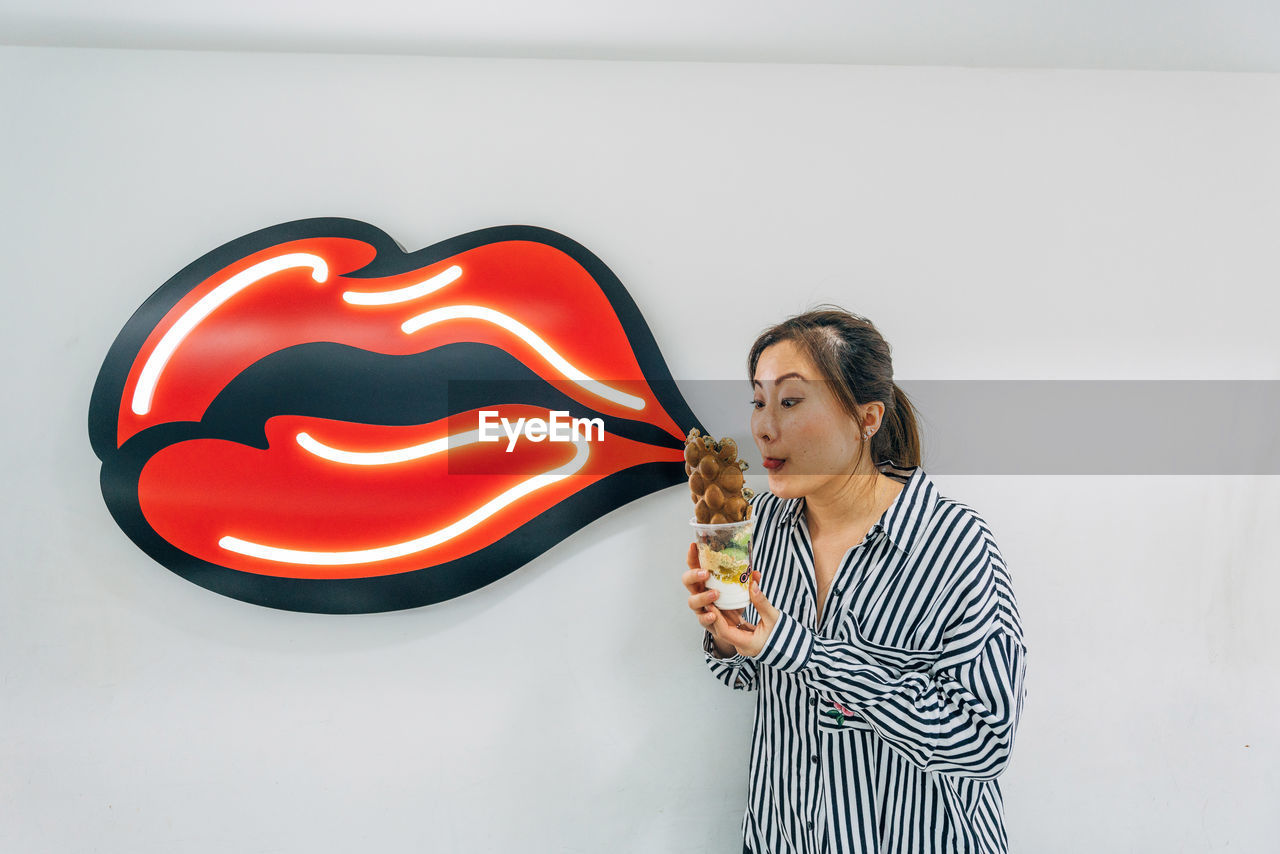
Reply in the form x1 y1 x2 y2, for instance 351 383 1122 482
844 614 942 673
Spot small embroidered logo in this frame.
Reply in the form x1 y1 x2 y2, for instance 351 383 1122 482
823 701 855 725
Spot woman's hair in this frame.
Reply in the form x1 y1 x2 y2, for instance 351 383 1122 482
747 305 922 471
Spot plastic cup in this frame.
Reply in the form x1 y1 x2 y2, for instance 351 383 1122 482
690 516 754 610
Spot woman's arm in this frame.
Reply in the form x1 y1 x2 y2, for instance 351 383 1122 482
766 618 1026 780
744 545 1026 780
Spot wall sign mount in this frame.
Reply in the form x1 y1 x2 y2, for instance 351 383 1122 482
89 219 703 613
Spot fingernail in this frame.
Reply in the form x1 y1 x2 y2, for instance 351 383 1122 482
698 570 708 579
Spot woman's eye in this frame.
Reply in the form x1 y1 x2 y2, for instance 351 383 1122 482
750 399 763 409
781 398 801 408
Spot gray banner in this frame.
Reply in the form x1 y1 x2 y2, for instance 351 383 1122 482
681 380 1280 475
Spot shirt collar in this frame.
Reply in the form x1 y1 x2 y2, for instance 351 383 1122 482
779 460 937 556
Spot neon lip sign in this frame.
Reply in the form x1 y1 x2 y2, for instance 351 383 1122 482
88 219 704 613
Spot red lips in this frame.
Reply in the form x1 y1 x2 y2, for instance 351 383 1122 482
89 220 701 611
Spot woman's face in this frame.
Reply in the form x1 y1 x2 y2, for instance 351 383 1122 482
750 339 877 501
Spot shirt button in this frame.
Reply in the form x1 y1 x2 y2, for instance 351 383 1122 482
807 820 814 830
810 754 819 764
810 698 817 706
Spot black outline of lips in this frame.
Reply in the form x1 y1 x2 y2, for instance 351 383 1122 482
89 218 705 613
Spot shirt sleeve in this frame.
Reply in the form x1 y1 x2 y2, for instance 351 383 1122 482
753 542 1027 781
703 626 759 692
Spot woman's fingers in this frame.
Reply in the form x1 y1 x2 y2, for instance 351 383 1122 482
749 577 780 624
682 567 710 595
706 604 732 632
682 543 710 597
715 616 755 648
687 587 719 612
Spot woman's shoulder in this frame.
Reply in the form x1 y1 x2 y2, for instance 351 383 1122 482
919 494 1008 581
925 494 1024 642
910 469 997 547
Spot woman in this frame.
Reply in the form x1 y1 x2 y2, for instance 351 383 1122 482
682 308 1028 854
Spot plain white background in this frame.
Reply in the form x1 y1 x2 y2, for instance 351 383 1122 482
2 46 1278 852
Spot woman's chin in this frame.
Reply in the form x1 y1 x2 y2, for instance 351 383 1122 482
765 471 805 499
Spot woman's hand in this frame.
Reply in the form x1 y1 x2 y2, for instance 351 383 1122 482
713 571 779 658
683 543 779 658
683 543 740 657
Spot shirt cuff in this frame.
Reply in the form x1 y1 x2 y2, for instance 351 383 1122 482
703 630 746 663
752 609 814 673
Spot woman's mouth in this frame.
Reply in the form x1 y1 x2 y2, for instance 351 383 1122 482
763 457 785 471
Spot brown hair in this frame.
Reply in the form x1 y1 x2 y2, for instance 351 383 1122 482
747 306 922 473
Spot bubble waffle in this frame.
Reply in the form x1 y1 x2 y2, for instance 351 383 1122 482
684 428 755 524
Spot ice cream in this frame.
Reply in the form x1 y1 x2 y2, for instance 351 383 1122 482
686 428 755 609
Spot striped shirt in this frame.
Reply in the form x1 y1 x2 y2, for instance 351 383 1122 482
703 461 1028 854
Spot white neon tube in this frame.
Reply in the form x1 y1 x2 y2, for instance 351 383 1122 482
218 438 591 566
131 253 329 416
399 305 645 411
295 429 480 466
342 265 463 306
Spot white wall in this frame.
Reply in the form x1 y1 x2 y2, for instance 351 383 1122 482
2 47 1278 852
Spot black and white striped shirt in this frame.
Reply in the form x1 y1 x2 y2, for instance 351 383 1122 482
703 461 1028 854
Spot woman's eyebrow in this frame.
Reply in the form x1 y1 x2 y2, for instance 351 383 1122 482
752 372 807 388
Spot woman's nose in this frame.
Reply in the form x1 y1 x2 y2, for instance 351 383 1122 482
753 408 777 442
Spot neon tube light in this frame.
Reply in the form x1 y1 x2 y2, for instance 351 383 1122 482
400 305 646 411
131 254 329 416
218 439 591 566
342 265 463 306
295 429 480 466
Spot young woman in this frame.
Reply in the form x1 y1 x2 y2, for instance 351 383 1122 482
682 308 1027 854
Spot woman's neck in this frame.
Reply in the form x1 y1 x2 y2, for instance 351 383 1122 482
803 469 887 539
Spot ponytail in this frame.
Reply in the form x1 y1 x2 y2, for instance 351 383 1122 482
875 381 922 468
